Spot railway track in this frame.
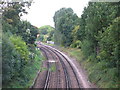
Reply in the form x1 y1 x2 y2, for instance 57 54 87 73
31 44 82 89
41 47 72 89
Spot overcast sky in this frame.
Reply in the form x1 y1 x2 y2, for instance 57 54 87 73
21 0 90 27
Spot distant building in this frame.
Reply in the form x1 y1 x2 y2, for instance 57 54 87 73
47 41 54 44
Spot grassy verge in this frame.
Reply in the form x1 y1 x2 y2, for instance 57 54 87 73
60 47 118 88
60 48 83 60
9 48 45 88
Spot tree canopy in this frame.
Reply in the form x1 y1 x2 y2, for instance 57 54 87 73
53 8 79 46
37 25 55 42
2 1 39 87
53 2 119 88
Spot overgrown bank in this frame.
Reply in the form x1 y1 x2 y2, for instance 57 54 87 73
53 2 119 88
1 2 45 88
60 47 118 88
5 48 45 88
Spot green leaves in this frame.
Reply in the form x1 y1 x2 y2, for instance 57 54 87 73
2 2 40 87
17 21 38 44
79 2 119 87
10 35 29 61
53 8 79 46
53 2 119 88
99 17 120 67
38 25 55 42
2 34 21 85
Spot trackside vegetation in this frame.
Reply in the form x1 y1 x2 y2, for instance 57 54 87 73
37 25 55 42
2 2 44 88
53 2 119 88
1 1 119 88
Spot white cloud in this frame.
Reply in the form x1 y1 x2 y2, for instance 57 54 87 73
21 0 90 27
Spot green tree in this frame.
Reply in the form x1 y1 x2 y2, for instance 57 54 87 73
2 34 21 86
98 17 120 68
10 35 29 62
76 2 119 87
79 2 118 58
47 30 54 41
1 1 40 87
53 8 79 46
38 25 55 42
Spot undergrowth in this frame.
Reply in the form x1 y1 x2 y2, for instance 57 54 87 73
8 48 45 88
61 47 119 88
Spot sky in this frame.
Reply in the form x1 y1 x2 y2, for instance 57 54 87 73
21 0 90 28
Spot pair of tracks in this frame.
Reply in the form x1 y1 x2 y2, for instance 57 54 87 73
31 44 81 89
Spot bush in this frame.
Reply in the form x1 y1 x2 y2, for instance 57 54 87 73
2 35 30 87
99 17 120 67
88 61 118 88
81 40 94 58
70 40 81 48
10 35 29 62
2 34 21 86
9 47 44 88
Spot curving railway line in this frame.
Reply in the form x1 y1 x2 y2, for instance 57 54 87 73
31 44 85 89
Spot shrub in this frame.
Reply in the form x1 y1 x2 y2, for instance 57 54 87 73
70 40 81 48
10 35 29 62
81 40 94 58
2 34 21 86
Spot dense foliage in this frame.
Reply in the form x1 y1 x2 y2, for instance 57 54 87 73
53 2 119 88
37 25 55 42
53 8 79 47
2 34 21 85
10 35 29 61
2 2 41 87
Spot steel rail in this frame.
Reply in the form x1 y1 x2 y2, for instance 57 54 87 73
41 47 59 89
42 45 81 89
47 48 60 89
40 48 51 90
40 46 72 89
